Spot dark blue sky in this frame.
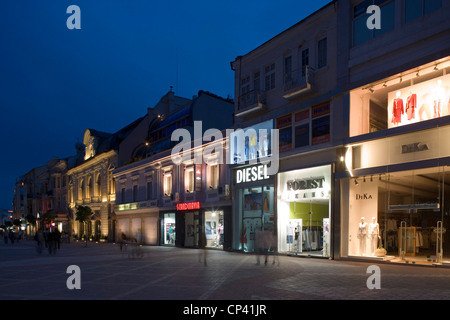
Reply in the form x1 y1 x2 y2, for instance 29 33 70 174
0 0 330 210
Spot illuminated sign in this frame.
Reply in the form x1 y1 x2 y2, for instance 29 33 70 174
235 164 270 184
177 202 201 211
287 177 325 191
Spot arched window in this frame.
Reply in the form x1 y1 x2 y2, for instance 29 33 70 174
87 176 92 198
96 173 101 197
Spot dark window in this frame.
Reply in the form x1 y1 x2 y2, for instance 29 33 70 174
405 0 442 23
147 181 153 200
133 185 138 202
353 0 395 47
295 123 310 148
317 38 327 69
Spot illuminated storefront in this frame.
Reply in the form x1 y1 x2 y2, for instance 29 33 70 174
232 163 275 253
277 165 332 257
341 57 450 265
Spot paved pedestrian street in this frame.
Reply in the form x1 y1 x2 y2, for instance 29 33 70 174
1 240 450 303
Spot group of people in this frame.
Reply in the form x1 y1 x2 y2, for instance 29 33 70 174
1 230 22 245
34 228 62 254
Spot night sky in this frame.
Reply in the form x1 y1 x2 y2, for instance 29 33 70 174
0 0 330 210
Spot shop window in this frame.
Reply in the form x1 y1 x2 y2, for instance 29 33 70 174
277 165 331 257
238 186 274 253
349 61 450 137
346 167 450 264
405 0 442 23
353 0 395 47
162 213 176 245
205 211 224 249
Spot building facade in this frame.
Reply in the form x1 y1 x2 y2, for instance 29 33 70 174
112 90 234 249
230 1 342 258
335 0 450 265
67 117 144 242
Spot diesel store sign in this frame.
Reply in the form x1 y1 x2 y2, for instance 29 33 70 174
235 164 270 184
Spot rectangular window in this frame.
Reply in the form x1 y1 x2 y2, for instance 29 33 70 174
312 115 330 146
208 164 219 190
185 168 195 193
133 185 138 202
147 181 153 200
317 38 327 69
277 114 293 153
295 123 310 148
284 56 292 84
253 71 260 91
264 63 276 91
405 0 442 23
164 173 172 196
353 0 395 47
301 48 309 77
121 188 125 204
241 76 250 95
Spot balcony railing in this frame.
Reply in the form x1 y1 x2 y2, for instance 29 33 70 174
236 89 265 116
283 66 314 99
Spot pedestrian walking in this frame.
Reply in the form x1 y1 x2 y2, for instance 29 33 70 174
120 233 127 251
9 231 14 245
34 230 44 254
2 230 7 245
47 229 56 254
198 227 208 266
54 228 61 250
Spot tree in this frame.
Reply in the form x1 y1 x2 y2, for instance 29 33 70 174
75 206 92 247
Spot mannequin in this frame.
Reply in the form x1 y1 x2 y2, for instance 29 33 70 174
286 221 294 251
433 79 445 118
406 89 417 121
392 91 404 126
358 217 368 256
368 217 380 256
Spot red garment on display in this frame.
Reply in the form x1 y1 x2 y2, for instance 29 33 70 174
406 94 417 120
392 98 404 125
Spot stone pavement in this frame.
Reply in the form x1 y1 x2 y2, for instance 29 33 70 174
1 240 450 301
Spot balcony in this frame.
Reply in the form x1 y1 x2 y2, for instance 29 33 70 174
283 66 314 99
236 89 265 117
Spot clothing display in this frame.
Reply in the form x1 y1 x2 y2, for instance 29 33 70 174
357 217 368 256
368 217 380 256
406 93 417 120
432 80 445 118
392 97 404 125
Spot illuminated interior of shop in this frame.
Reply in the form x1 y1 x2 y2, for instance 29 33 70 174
349 166 450 265
278 165 331 257
350 57 450 137
239 186 274 253
205 210 224 249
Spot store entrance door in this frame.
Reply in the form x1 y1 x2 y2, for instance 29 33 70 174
185 211 200 247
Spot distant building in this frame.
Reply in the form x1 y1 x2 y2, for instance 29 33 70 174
67 117 144 242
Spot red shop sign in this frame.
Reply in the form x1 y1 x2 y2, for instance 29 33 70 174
177 202 201 211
